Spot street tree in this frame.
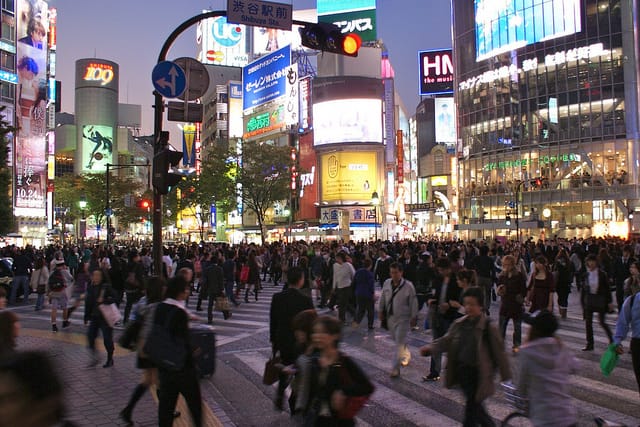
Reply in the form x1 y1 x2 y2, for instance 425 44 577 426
80 173 108 231
0 106 14 235
175 145 236 241
236 142 293 245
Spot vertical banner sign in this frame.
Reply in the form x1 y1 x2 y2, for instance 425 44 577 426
383 78 395 164
15 0 49 216
182 124 197 167
195 122 202 175
210 204 217 228
298 76 312 132
285 63 299 125
396 130 404 184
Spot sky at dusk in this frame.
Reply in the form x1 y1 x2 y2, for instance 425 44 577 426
50 0 452 134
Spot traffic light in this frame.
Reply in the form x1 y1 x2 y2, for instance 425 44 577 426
506 215 511 226
530 177 543 188
136 199 151 209
299 22 362 57
152 131 184 195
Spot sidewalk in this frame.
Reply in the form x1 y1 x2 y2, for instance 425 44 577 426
17 328 230 427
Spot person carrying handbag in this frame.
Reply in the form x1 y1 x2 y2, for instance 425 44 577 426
85 269 118 368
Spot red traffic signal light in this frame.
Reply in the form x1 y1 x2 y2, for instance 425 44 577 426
299 22 361 57
141 200 150 209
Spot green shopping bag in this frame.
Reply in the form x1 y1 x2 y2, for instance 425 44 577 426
600 343 619 377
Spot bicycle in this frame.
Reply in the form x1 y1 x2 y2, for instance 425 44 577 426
500 382 532 426
500 382 629 427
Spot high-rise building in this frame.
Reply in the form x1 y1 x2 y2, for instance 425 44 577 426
453 0 639 240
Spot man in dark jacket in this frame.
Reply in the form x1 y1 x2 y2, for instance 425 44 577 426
203 256 228 323
424 257 462 381
269 266 314 411
470 245 496 315
10 248 32 305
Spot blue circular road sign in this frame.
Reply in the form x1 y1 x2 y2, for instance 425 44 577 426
152 61 186 99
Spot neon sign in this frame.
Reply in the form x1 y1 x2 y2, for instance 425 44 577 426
83 63 115 86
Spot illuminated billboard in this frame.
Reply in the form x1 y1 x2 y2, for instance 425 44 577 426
434 97 456 144
242 45 291 111
82 125 113 173
313 98 382 146
15 0 48 216
197 15 249 67
75 59 119 92
320 151 378 202
243 102 286 140
475 0 581 61
419 49 454 96
253 26 302 56
228 82 243 138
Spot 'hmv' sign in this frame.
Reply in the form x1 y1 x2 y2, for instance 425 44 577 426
419 49 454 96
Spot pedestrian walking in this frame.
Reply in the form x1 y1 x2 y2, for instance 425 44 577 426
48 259 71 332
120 276 166 426
623 260 640 300
222 250 240 306
123 250 145 324
469 245 495 316
352 258 375 330
580 254 614 351
203 255 230 323
379 262 418 378
496 255 528 353
303 315 374 426
553 249 574 319
245 250 261 302
517 310 578 427
332 252 355 325
66 261 90 318
269 266 315 411
9 248 31 305
423 257 462 381
85 268 118 368
526 255 555 313
420 287 511 427
155 276 203 427
614 291 640 396
31 257 49 311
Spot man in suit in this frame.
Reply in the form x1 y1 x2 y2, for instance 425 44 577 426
423 257 462 381
269 266 314 411
613 245 635 311
203 256 229 323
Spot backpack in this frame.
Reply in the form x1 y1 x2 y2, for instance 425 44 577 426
48 269 66 292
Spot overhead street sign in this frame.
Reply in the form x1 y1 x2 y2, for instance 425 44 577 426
152 61 186 99
227 0 292 31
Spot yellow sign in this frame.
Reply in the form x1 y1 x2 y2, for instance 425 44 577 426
321 151 377 202
431 175 448 187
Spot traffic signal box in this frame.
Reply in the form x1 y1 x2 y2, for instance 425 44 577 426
152 131 184 195
299 22 362 57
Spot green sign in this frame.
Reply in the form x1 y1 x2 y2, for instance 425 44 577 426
319 9 377 43
483 153 582 171
243 104 285 139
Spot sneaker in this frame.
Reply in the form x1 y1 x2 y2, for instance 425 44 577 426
422 373 440 382
51 324 58 333
390 369 400 378
62 320 70 328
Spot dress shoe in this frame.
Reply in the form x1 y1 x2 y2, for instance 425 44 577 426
103 358 114 368
51 324 58 332
581 345 594 352
119 409 133 426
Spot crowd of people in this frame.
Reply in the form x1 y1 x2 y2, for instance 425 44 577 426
0 235 638 426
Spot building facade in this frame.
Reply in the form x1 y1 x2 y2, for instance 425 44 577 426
453 0 640 240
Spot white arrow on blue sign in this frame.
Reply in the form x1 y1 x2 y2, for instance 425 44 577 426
152 61 187 99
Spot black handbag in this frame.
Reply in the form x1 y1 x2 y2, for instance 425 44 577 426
143 306 187 371
118 318 142 351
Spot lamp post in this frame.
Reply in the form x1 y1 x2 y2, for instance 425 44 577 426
371 191 379 241
514 180 526 243
78 194 87 248
283 205 291 243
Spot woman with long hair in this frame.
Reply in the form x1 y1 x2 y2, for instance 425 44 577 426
120 276 166 426
527 255 556 313
553 249 574 319
85 269 118 368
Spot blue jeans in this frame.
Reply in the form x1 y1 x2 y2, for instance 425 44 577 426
499 315 522 347
10 275 30 304
35 293 45 310
224 280 238 305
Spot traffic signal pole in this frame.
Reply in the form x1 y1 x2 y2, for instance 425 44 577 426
151 11 336 275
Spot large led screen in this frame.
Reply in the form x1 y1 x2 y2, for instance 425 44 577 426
15 0 48 215
475 0 581 61
313 98 382 146
321 151 378 203
82 125 113 173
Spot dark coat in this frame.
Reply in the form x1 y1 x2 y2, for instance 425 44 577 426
431 273 462 321
203 263 224 298
580 268 612 312
269 287 314 364
498 270 528 319
84 283 118 323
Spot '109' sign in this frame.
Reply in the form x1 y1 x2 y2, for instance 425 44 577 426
83 63 115 86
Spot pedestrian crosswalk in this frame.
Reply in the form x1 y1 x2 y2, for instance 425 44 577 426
9 285 640 426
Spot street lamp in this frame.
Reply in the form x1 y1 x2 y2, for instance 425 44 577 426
371 191 380 241
79 194 87 247
283 205 291 243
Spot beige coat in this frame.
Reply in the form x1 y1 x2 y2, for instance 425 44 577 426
430 314 511 402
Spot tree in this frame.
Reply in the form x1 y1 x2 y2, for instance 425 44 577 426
0 106 14 235
110 176 145 230
236 142 293 245
175 144 236 241
80 173 108 231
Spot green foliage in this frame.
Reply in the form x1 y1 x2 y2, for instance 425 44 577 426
0 106 13 234
236 142 293 244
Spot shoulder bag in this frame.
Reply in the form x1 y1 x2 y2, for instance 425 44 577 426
143 305 187 372
381 280 405 330
336 356 374 419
